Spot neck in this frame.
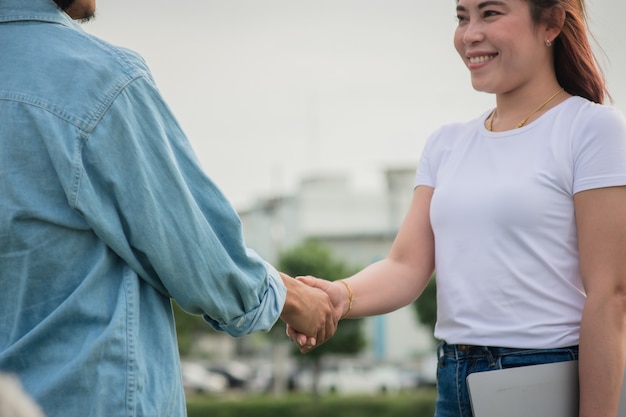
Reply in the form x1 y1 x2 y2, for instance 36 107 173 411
487 86 565 132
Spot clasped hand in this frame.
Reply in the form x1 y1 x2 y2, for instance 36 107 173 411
281 275 346 353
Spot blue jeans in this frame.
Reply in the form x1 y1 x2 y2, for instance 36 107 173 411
434 342 579 417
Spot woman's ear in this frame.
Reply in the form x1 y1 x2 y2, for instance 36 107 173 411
546 5 566 43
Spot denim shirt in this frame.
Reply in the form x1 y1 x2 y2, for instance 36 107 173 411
0 1 286 416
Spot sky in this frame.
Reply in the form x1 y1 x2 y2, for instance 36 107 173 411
84 0 626 209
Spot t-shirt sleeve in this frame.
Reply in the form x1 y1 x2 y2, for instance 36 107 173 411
414 130 440 188
572 105 626 194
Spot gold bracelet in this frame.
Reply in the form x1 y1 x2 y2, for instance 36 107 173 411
338 280 353 319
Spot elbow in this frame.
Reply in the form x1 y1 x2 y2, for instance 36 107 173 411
609 279 626 312
585 279 626 317
614 287 626 315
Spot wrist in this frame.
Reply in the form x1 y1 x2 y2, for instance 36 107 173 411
337 280 354 319
279 273 299 321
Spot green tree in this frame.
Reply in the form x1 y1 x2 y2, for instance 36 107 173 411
413 273 437 338
277 239 367 395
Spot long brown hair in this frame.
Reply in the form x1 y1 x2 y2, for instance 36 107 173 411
528 0 608 104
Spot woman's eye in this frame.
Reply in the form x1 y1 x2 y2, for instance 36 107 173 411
456 14 468 23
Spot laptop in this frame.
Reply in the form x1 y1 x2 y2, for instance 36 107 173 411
467 360 626 417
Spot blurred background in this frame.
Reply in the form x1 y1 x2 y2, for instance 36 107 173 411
83 0 626 404
86 0 625 209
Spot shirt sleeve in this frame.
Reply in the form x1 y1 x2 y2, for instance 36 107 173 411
414 136 435 188
572 104 626 194
414 125 451 189
71 75 286 337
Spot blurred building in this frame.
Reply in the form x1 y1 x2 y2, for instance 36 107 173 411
238 166 435 363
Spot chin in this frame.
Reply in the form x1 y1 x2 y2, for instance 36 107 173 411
470 83 489 94
469 78 497 95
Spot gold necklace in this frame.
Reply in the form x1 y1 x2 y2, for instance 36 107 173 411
487 87 564 131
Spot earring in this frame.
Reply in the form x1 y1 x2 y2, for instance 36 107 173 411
545 39 552 47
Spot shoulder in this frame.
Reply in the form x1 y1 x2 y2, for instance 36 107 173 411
423 112 488 151
562 96 626 131
1 20 157 131
541 97 626 156
31 18 153 82
79 33 153 83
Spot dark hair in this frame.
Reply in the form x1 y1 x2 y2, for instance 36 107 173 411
527 0 607 104
53 0 75 10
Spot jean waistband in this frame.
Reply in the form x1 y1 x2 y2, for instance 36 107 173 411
439 341 579 359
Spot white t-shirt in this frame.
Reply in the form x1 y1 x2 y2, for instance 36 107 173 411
415 96 626 348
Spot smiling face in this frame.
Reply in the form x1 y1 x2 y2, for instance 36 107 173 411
454 0 552 95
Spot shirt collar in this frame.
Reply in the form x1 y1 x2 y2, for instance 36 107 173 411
0 0 77 28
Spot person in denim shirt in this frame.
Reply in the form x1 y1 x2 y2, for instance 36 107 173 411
0 1 336 416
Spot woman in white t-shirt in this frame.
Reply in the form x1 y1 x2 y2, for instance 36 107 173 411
289 1 626 416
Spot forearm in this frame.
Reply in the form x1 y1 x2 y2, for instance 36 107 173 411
299 185 435 322
337 258 433 318
578 295 626 417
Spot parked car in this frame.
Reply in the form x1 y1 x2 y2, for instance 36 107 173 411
295 361 402 395
244 362 272 393
206 361 254 390
180 361 228 395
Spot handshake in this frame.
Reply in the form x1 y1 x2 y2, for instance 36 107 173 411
278 273 353 353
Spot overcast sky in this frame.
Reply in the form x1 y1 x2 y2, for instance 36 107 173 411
84 0 626 209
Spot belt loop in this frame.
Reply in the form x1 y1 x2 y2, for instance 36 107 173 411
455 344 461 360
485 346 497 369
